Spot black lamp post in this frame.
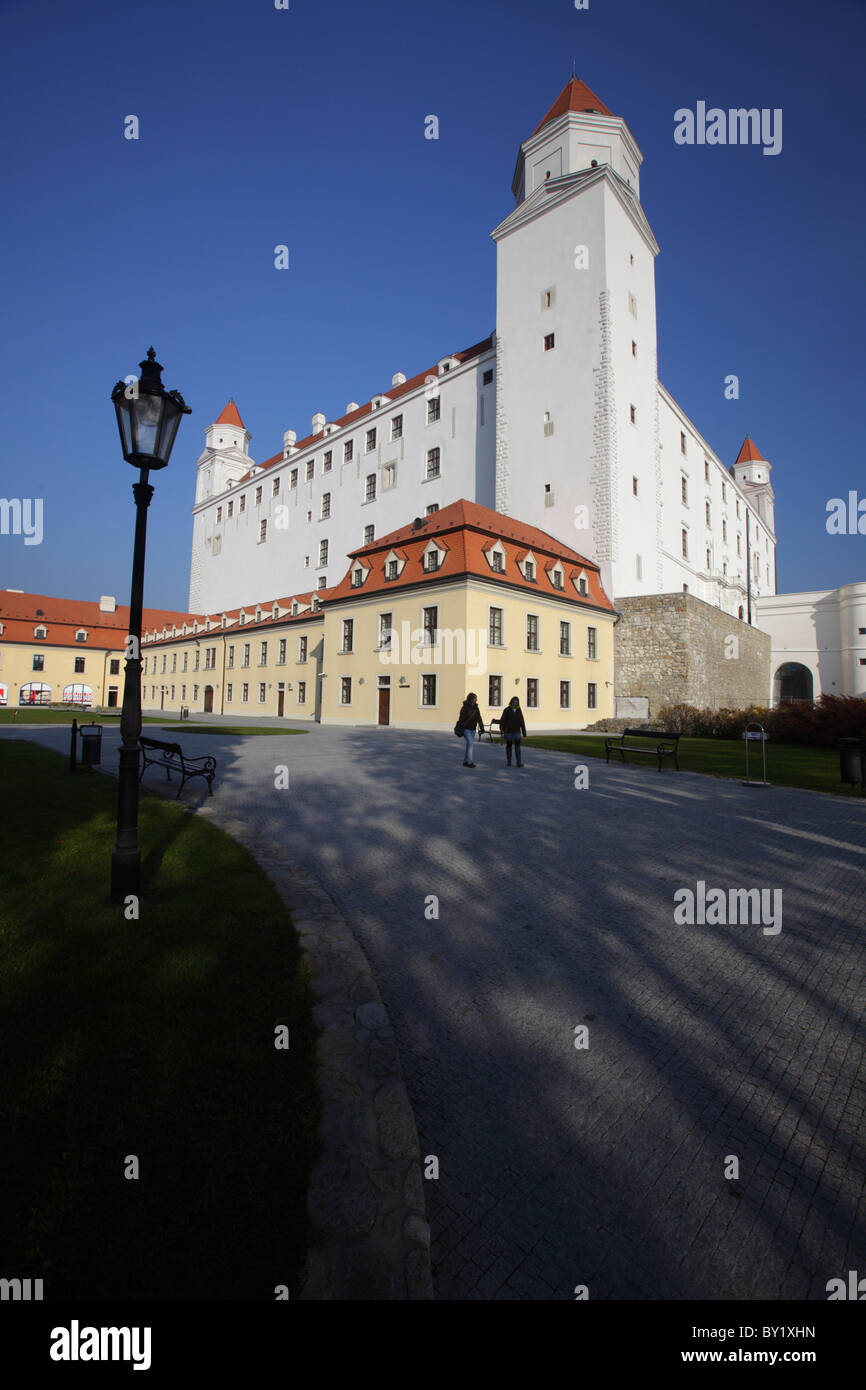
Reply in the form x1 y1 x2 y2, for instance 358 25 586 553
110 348 190 902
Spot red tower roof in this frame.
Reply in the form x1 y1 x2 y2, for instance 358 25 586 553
215 399 245 429
533 77 614 136
736 436 765 464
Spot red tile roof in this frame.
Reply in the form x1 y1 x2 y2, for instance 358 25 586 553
533 77 614 136
142 591 330 644
735 435 765 464
0 592 194 650
215 399 245 429
327 499 615 610
232 337 493 484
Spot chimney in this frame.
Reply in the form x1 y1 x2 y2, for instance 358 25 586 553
312 412 326 433
392 372 406 386
99 596 117 612
346 402 359 413
283 429 296 448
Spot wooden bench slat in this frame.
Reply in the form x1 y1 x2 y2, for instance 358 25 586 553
139 736 217 798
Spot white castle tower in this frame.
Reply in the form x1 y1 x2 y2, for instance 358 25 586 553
492 75 662 601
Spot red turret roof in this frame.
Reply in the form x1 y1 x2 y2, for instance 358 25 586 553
215 399 245 429
533 77 614 136
736 436 765 464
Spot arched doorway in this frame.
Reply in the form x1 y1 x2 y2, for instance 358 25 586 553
204 685 214 713
773 663 814 704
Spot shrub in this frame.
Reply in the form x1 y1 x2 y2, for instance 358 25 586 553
655 696 866 747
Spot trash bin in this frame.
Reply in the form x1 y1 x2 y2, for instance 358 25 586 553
79 722 103 767
838 737 865 788
180 707 189 720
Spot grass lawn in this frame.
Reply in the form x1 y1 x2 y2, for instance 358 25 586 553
158 724 307 736
0 709 168 725
523 733 864 798
0 741 320 1299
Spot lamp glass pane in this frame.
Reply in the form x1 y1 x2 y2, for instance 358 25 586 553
132 393 163 458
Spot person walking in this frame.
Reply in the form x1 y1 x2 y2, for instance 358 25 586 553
500 695 527 766
457 691 484 767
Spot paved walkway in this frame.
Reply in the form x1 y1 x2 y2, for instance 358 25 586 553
7 721 866 1299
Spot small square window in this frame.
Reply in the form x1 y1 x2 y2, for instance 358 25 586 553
483 369 494 385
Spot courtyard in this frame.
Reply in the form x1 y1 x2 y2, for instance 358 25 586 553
4 719 865 1299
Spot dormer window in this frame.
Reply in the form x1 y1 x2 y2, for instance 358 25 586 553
75 629 87 642
255 608 262 623
387 560 398 581
272 604 279 620
577 574 589 597
291 602 298 617
239 613 246 625
423 550 441 573
222 615 227 628
551 567 564 590
492 552 504 574
524 561 535 581
351 567 365 588
35 625 48 640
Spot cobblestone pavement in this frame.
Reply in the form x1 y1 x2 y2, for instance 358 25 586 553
8 721 866 1299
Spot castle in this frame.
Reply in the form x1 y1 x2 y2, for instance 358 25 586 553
187 77 777 625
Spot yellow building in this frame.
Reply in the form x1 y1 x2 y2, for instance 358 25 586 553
0 591 190 709
141 594 325 720
319 500 615 731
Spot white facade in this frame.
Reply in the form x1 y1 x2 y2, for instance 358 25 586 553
188 79 777 620
756 583 866 703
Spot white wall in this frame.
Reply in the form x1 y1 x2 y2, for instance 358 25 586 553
756 582 866 701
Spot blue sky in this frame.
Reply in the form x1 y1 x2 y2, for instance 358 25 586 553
1 0 863 611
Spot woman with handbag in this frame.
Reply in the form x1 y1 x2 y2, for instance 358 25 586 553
455 692 484 767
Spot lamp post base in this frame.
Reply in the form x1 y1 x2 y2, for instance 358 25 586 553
110 848 141 904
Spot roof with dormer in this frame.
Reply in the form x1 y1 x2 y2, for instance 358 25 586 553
533 76 615 135
215 399 245 429
327 499 614 611
224 337 493 486
735 435 765 464
0 591 193 650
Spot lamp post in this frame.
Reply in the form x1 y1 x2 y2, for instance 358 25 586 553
110 348 190 902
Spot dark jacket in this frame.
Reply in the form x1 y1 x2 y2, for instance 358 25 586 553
458 699 484 733
500 703 526 737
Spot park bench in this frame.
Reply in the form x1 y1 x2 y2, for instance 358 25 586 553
604 727 681 771
139 736 217 798
485 718 502 743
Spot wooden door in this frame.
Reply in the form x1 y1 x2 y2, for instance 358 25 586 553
204 686 214 713
378 688 390 725
277 689 285 716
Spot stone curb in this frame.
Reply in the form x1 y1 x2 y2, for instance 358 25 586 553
249 842 434 1300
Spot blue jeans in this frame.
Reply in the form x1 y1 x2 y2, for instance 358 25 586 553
463 729 476 762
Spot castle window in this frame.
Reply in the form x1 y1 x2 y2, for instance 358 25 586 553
387 560 399 581
323 451 332 472
426 503 438 515
321 493 331 519
421 673 437 706
632 476 639 497
630 405 637 425
483 369 494 384
341 619 354 653
681 476 688 505
427 397 440 424
344 440 354 462
705 501 711 526
587 682 597 710
560 681 571 709
704 460 710 483
259 520 267 543
524 560 535 581
559 621 571 656
227 500 233 517
390 415 403 441
255 486 262 505
366 428 377 452
32 653 45 671
722 520 727 542
272 479 280 496
526 678 539 708
75 630 87 643
240 494 246 512
587 627 597 660
216 506 222 522
424 550 440 573
544 333 555 351
681 528 689 558
526 615 539 651
680 432 687 456
364 525 374 544
340 677 352 705
319 540 328 566
631 340 637 358
306 461 314 481
425 448 440 480
365 474 376 502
